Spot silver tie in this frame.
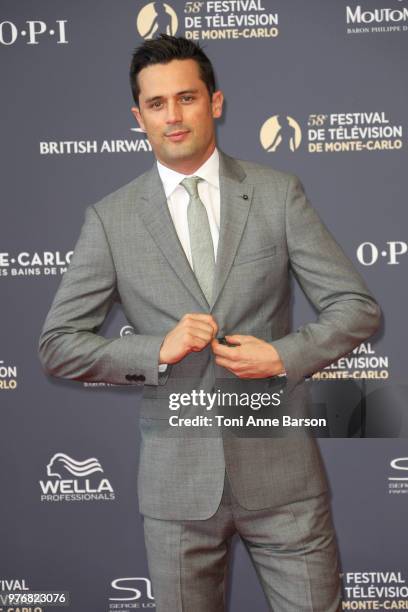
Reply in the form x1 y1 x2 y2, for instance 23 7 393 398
181 176 215 304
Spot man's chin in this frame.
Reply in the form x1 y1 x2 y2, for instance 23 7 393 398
162 143 197 162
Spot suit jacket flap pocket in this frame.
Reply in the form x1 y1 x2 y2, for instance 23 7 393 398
234 244 277 265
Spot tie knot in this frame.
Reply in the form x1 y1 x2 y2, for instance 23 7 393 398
181 176 203 199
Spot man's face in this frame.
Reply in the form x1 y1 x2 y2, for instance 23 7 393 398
132 59 223 173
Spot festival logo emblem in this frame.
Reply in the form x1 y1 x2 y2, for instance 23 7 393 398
137 2 178 39
260 115 302 152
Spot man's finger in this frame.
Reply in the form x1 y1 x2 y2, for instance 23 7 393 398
183 314 218 336
184 329 213 345
183 321 217 336
188 334 213 351
212 344 241 362
225 334 248 344
183 313 216 324
214 356 238 371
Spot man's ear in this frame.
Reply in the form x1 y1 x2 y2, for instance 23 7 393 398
131 106 146 132
212 90 224 120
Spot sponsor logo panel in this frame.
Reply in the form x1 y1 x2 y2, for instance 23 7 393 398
39 453 115 503
109 577 155 610
0 19 68 45
260 111 404 155
312 343 390 381
357 242 407 266
341 570 408 609
0 250 73 278
346 0 408 35
388 457 408 495
0 359 18 390
137 1 279 41
39 133 152 156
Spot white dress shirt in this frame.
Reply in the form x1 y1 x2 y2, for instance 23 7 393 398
156 147 220 266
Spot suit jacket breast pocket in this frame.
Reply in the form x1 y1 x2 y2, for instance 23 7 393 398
233 244 277 266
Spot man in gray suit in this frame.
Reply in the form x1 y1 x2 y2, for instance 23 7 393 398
39 35 380 611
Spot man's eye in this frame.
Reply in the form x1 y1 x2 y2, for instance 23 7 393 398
181 96 194 103
151 101 163 109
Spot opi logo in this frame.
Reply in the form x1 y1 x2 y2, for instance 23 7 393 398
0 20 68 45
356 241 407 266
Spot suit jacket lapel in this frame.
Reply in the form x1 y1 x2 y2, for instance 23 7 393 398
137 152 253 311
138 164 209 310
211 151 253 309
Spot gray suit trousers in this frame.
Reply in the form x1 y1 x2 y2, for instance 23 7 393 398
143 470 341 612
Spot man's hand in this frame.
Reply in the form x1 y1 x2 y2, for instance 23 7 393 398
211 334 285 378
159 314 218 365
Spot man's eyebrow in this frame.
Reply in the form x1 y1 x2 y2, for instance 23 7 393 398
144 89 199 104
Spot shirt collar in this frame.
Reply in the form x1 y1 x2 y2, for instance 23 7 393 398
156 147 220 198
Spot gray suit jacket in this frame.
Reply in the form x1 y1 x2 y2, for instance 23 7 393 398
39 151 380 519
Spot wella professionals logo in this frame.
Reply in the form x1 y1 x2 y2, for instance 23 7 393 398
260 115 302 152
39 453 115 502
137 2 178 39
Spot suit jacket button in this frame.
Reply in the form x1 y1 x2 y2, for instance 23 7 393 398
138 375 146 382
125 374 133 381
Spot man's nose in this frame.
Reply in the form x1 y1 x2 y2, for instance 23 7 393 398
166 100 182 124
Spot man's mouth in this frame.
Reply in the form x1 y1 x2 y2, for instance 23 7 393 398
165 130 190 142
